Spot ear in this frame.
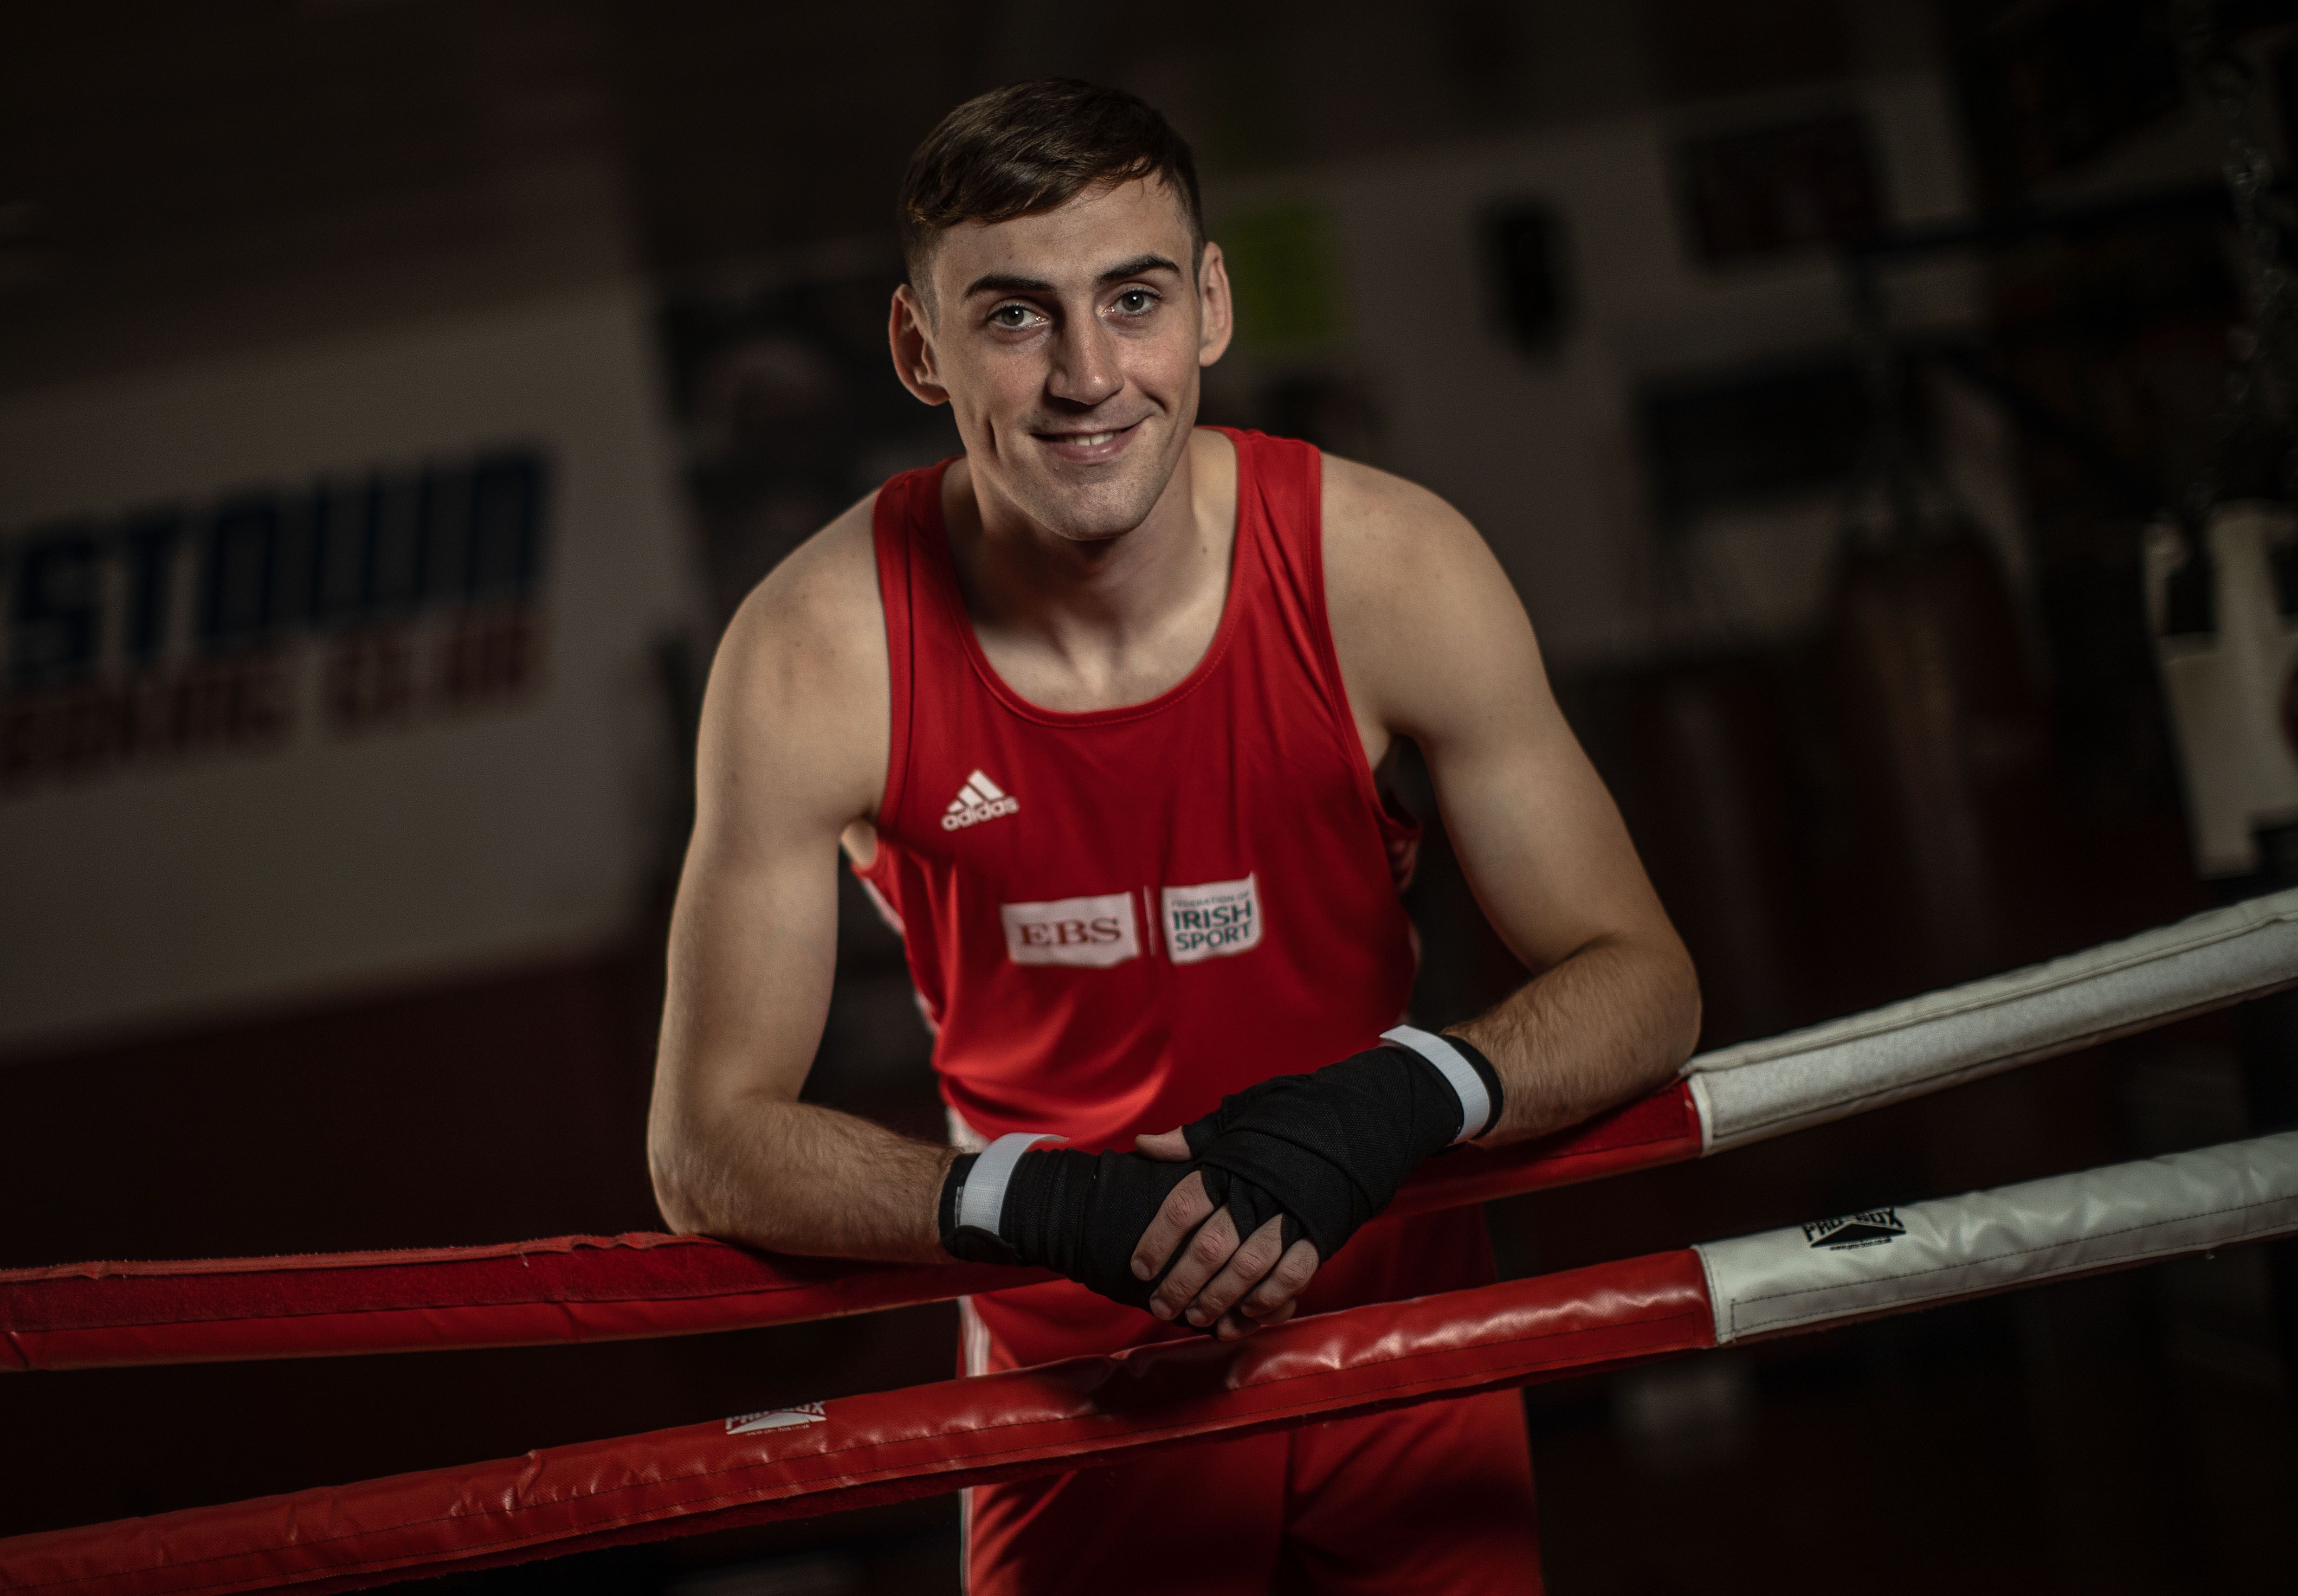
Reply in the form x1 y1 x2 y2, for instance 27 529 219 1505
888 285 949 406
1195 242 1234 368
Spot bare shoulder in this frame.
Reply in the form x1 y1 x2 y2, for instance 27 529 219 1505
700 493 889 829
1319 453 1496 597
720 493 884 682
1319 453 1540 740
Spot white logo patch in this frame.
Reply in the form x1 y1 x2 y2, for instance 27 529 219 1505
726 1401 828 1435
943 768 1019 830
1162 874 1263 964
1001 891 1140 967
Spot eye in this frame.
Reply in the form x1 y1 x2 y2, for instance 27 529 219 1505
1113 288 1157 315
989 302 1045 330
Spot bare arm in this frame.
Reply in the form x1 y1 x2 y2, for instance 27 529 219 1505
647 500 956 1262
1323 457 1700 1139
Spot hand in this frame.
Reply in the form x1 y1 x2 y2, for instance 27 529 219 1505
1128 1030 1504 1337
1128 1128 1319 1340
937 1140 1200 1311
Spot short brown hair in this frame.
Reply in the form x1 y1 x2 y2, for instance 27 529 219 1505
898 80 1204 301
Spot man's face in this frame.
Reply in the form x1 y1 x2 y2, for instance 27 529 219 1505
894 177 1232 543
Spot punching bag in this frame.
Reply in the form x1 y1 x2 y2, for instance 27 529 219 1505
1824 531 2061 995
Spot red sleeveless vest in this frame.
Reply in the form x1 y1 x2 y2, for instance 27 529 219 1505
856 429 1421 1153
858 428 1497 1367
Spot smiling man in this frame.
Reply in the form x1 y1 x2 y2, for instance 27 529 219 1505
647 81 1699 1594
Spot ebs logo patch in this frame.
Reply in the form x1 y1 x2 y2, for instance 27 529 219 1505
1000 891 1140 968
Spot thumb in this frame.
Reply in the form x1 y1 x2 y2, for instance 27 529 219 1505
1134 1127 1192 1161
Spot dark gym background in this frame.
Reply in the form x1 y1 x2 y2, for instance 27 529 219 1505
4 3 2296 1591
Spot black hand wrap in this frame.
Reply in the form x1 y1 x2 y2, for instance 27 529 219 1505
937 1145 1199 1310
1181 1032 1503 1265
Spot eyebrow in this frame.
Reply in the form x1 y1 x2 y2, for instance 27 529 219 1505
961 253 1183 300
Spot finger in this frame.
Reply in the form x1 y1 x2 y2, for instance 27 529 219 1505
1150 1204 1239 1319
1238 1239 1319 1319
1180 1214 1287 1328
1214 1298 1296 1341
1134 1128 1191 1161
1129 1171 1215 1282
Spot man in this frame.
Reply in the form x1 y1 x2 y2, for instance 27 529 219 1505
649 80 1699 1594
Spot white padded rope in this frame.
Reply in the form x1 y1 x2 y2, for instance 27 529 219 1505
1683 888 2298 1154
1695 1132 2298 1343
955 1133 1063 1236
1381 1025 1491 1144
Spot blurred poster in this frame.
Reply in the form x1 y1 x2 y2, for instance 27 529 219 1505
3 447 547 791
0 287 700 1052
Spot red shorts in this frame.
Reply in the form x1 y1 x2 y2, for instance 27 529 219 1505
959 1208 1544 1594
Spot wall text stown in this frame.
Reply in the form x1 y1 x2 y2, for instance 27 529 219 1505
0 446 549 792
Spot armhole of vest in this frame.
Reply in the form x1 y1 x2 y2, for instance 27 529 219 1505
868 476 917 845
1290 438 1397 831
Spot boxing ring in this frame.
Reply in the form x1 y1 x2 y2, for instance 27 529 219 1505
4 889 2297 1593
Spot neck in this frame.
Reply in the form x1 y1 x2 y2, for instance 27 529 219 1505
941 430 1235 674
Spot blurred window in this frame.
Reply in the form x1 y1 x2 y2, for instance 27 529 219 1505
1674 112 1879 266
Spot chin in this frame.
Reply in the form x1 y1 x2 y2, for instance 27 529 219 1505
1013 461 1171 543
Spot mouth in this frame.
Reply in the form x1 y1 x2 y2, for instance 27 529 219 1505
1032 418 1144 464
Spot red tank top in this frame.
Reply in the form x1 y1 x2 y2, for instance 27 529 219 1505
856 428 1421 1152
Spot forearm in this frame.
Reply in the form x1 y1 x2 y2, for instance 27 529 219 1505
1449 932 1700 1144
649 1094 956 1263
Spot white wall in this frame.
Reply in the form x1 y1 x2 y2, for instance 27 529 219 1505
0 285 702 1053
1208 71 2018 668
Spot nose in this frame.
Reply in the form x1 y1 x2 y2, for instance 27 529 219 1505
1046 313 1123 410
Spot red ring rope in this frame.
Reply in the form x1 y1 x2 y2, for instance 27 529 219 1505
8 1127 2292 1594
0 1088 1701 1372
0 1252 1712 1596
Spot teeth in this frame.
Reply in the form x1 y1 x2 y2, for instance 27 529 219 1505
1064 431 1117 446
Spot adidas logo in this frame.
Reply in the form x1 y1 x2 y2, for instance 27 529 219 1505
1802 1208 1906 1250
942 768 1019 831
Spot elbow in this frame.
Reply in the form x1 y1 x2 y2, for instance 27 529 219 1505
1664 941 1703 1073
650 1164 702 1238
646 1120 711 1237
652 1174 704 1239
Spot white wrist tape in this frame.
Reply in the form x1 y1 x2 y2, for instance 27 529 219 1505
1381 1025 1491 1145
955 1132 1065 1235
